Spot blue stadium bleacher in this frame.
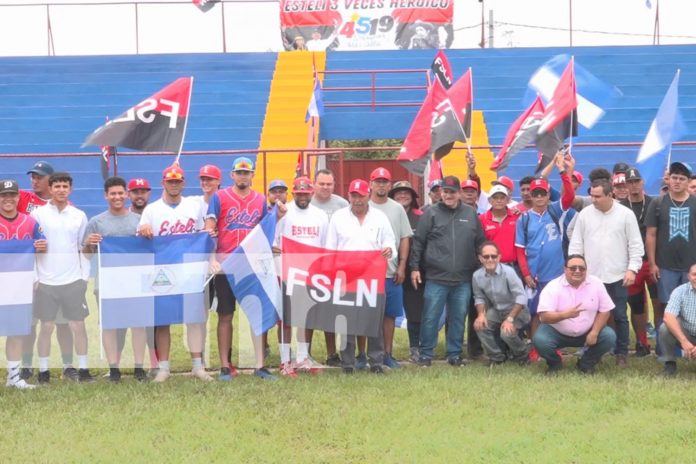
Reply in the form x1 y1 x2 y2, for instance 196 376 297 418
2 44 696 216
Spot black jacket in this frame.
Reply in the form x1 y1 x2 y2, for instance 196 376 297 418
409 201 485 285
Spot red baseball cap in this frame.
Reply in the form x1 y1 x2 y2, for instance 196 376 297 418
293 176 314 193
572 170 584 185
492 176 514 193
127 178 151 191
348 178 370 196
460 179 478 190
370 167 392 181
162 165 184 181
530 178 550 192
199 164 221 180
612 173 627 186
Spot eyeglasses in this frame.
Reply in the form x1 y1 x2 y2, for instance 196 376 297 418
566 265 586 272
481 254 499 261
531 191 548 198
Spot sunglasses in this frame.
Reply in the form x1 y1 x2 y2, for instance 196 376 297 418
481 254 499 261
566 265 586 272
531 190 548 198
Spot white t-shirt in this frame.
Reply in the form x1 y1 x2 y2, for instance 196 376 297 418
325 206 396 255
31 202 90 285
139 196 205 236
274 202 328 249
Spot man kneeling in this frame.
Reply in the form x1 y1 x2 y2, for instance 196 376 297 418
472 241 530 366
533 254 616 374
658 263 696 377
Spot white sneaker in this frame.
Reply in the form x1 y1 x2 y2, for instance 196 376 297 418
152 369 171 383
192 368 213 382
6 377 36 390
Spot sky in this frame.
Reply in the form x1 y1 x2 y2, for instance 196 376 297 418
0 0 694 56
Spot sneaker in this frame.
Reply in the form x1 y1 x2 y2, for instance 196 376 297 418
370 365 385 375
219 367 234 381
409 347 420 363
646 321 657 339
192 367 214 382
447 356 468 367
383 353 401 369
6 376 36 390
635 342 651 357
152 370 170 383
134 368 148 382
61 367 79 381
37 370 50 385
279 362 298 378
616 354 628 368
108 368 121 383
254 367 276 380
663 361 677 377
147 368 160 380
417 357 432 367
355 353 369 370
294 358 322 375
529 348 540 363
19 367 33 380
78 369 96 383
342 367 354 374
325 353 341 367
575 362 595 375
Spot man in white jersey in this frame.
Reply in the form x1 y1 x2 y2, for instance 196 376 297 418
310 168 348 366
273 177 328 376
138 165 213 383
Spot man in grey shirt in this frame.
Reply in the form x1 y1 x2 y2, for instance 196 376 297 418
472 241 530 365
82 176 145 382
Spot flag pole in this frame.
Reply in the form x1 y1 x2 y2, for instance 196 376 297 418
97 243 104 361
174 76 194 165
569 57 575 154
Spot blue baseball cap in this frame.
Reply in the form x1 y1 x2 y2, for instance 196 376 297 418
27 161 54 176
429 179 443 191
268 179 288 191
232 157 254 172
670 161 693 176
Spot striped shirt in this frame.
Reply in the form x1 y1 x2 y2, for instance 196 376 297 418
665 282 696 335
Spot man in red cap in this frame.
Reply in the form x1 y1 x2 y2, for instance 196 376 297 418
127 178 151 215
325 178 396 374
368 167 413 369
272 176 328 376
138 164 213 382
460 179 479 209
198 164 222 206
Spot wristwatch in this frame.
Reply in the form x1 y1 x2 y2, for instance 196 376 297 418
506 316 514 323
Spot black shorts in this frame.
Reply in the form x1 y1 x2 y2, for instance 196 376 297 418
34 280 89 322
214 274 237 316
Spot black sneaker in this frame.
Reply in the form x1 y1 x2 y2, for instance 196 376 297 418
635 343 651 357
417 357 432 367
663 361 677 377
447 356 468 367
19 367 33 380
370 365 385 375
108 368 121 383
575 362 595 375
487 359 505 367
78 369 96 383
134 368 148 382
38 370 50 385
325 353 341 367
62 367 79 381
342 367 354 375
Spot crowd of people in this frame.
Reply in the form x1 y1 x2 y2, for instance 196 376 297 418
3 152 696 389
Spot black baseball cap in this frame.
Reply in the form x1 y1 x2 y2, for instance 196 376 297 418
27 161 54 176
612 162 630 174
0 179 19 194
669 161 693 177
625 168 642 181
441 176 461 191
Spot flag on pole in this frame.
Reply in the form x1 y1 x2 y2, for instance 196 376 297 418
636 70 685 194
537 57 577 136
98 233 213 329
83 77 193 154
525 54 620 130
0 240 35 337
305 70 324 122
431 50 453 89
221 208 281 336
491 96 546 172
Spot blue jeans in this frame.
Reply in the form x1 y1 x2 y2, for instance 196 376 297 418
533 324 616 370
604 280 628 356
419 280 471 360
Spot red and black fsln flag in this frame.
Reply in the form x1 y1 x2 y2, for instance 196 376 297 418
83 77 192 153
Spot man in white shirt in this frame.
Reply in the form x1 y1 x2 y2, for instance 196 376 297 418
325 178 396 374
138 165 212 382
568 178 643 367
273 177 328 376
31 172 94 384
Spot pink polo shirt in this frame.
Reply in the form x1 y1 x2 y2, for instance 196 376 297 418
537 273 615 337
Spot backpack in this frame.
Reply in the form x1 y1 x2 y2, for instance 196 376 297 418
521 205 570 259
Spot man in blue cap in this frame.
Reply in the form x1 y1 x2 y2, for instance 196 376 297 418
267 179 288 208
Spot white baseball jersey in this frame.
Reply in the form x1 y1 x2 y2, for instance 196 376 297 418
139 196 204 236
274 202 328 249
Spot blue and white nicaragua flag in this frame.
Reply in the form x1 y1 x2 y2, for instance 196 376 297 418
98 233 213 329
305 70 324 122
0 240 34 336
221 208 281 336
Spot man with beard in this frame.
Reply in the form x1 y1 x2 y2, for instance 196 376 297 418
127 178 151 215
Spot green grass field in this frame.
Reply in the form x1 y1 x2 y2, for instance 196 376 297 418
3 285 696 462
